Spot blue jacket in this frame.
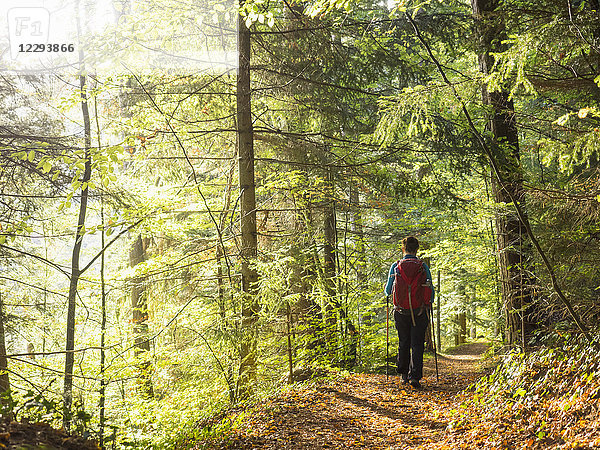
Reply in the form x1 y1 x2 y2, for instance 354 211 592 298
384 255 435 302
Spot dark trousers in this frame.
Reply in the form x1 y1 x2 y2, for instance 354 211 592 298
394 308 429 381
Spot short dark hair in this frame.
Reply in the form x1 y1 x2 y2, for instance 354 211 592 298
402 236 419 254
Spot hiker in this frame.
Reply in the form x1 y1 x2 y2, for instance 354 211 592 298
384 236 434 388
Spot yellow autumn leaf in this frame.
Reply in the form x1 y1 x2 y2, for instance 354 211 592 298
578 108 590 118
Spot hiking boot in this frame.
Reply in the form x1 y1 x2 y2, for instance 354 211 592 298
397 371 409 384
409 379 422 389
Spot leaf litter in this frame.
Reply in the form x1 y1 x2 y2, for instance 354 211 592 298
196 343 490 449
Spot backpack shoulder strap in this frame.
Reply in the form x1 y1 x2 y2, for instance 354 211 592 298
397 262 411 284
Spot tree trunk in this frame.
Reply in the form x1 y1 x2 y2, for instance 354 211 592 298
422 257 433 352
130 234 153 398
454 314 459 346
350 187 365 284
217 157 236 320
456 276 467 345
349 186 364 363
63 72 92 430
0 292 11 420
286 301 294 382
470 286 477 339
99 202 107 447
323 179 337 360
237 5 259 399
458 313 467 344
425 321 434 352
436 271 441 351
472 0 535 348
292 190 325 359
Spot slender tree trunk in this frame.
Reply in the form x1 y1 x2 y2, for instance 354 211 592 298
286 301 293 382
323 182 337 299
349 187 365 284
470 286 477 339
292 189 325 357
217 156 236 319
323 182 337 360
93 85 108 448
436 271 441 352
237 4 259 399
63 72 92 430
130 234 153 398
0 292 11 420
456 277 467 345
458 313 467 344
472 0 535 347
454 315 459 346
423 257 434 352
99 202 107 447
349 186 364 363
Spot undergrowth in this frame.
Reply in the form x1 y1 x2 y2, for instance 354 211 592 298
447 334 600 449
180 366 345 449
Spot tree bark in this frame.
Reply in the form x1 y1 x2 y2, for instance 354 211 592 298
350 187 365 283
0 292 11 420
436 271 441 352
349 186 364 363
458 313 467 344
470 286 477 339
217 156 236 319
130 234 153 398
456 276 467 345
99 202 107 447
237 5 259 399
63 72 92 430
471 0 535 347
323 176 337 359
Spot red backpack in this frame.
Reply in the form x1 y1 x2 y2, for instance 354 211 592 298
392 258 432 310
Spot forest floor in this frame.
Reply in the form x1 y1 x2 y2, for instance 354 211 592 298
203 342 496 449
0 417 100 449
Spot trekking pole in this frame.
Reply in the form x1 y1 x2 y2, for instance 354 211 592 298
430 306 439 382
386 295 390 382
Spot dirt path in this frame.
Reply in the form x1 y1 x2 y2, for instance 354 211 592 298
210 342 491 449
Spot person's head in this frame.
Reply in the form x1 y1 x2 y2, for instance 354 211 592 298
402 236 419 255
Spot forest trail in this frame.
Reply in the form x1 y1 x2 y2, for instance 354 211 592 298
211 342 491 449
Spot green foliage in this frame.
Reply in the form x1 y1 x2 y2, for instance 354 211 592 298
3 0 600 448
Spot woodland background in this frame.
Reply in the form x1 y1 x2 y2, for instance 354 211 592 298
0 0 599 448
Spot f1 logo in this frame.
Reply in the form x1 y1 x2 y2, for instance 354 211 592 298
7 7 50 60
